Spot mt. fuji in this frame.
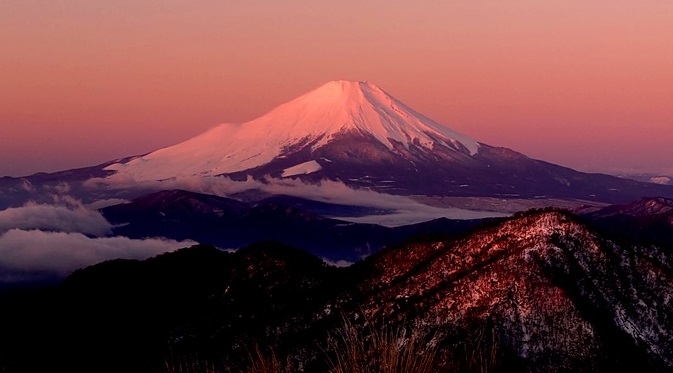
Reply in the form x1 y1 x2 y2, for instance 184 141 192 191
106 80 479 180
103 80 673 203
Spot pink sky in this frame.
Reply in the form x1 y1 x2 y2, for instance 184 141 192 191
1 1 672 177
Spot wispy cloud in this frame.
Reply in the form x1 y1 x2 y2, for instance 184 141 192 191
19 179 34 192
321 258 354 267
85 198 131 210
332 208 505 227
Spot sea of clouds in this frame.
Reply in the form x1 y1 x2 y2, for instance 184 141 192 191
0 173 507 286
85 174 505 226
0 195 195 286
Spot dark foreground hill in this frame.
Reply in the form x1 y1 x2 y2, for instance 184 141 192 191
1 209 672 372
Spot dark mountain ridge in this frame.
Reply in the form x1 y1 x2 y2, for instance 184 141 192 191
102 189 493 261
2 209 672 372
580 197 673 249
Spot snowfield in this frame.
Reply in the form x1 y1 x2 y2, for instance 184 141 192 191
281 160 322 178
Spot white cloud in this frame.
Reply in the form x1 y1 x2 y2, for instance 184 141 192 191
0 196 196 285
322 258 354 267
84 173 261 197
42 181 71 194
85 173 508 226
0 200 113 236
85 198 131 210
88 173 385 205
333 208 506 227
19 179 34 192
0 229 196 285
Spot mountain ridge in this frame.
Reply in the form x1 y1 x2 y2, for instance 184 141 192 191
101 189 493 261
3 209 672 371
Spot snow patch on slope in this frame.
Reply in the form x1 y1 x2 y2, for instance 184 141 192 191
334 208 506 227
650 176 671 185
281 160 322 178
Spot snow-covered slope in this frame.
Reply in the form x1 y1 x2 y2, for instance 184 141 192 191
88 80 673 204
281 160 322 178
105 81 479 181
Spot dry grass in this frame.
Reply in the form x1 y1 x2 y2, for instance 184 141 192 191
162 314 440 373
325 314 438 373
162 345 286 373
163 355 219 373
460 324 500 373
243 344 286 373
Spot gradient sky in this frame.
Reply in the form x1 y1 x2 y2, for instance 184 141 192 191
1 1 672 177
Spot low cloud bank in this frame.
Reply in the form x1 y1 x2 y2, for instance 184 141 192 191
0 201 113 236
0 196 196 286
333 208 506 227
86 173 421 209
85 174 507 225
321 258 354 268
0 229 196 285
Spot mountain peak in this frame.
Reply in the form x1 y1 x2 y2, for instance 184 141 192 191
297 80 382 107
317 79 373 90
106 80 480 180
279 80 384 112
243 79 481 157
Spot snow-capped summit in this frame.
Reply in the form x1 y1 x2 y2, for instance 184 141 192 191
105 80 479 181
98 80 673 203
256 80 480 154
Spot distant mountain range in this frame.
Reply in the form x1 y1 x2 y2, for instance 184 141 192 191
580 197 673 249
101 190 673 263
101 189 494 262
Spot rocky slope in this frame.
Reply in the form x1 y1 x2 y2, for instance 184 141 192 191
359 210 673 371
